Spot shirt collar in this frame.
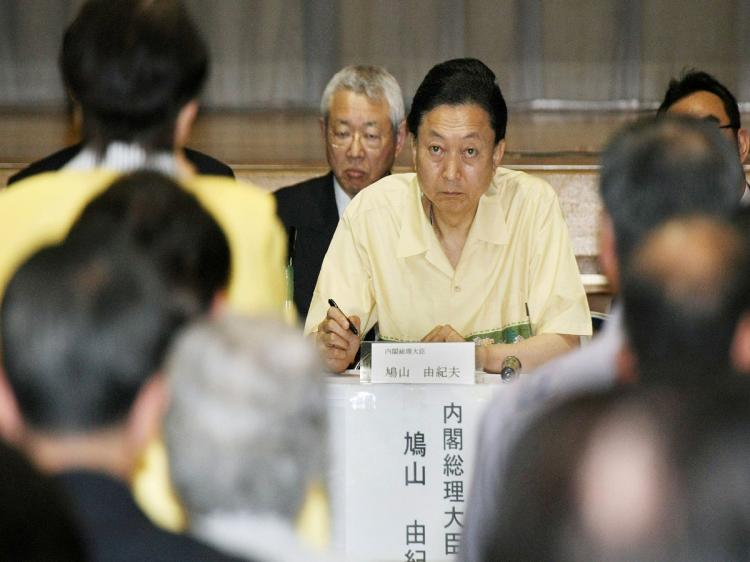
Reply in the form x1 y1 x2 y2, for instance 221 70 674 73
396 176 431 258
396 175 509 259
332 176 352 217
471 179 509 245
64 142 180 177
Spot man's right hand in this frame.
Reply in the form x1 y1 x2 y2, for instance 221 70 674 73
314 306 361 373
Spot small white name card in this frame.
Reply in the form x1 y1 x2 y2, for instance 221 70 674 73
369 342 476 384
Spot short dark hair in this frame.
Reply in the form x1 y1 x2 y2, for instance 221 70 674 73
622 216 750 384
67 171 230 314
1 238 187 432
657 70 741 130
406 58 507 143
61 0 208 152
599 116 741 268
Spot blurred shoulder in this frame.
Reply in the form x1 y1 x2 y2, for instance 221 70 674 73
0 169 118 207
185 175 278 213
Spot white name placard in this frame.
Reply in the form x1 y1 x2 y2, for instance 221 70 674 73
328 379 500 561
369 342 476 384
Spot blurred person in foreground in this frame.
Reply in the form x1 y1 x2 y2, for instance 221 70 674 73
0 238 242 561
658 69 749 204
480 381 750 561
274 65 406 320
66 170 232 530
528 116 743 386
460 116 743 562
306 58 591 373
164 315 333 562
0 0 286 317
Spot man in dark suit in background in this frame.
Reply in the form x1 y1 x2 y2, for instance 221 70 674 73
274 65 406 320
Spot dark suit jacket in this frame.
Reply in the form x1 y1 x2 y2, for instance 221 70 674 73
274 172 339 321
7 143 234 186
57 470 247 562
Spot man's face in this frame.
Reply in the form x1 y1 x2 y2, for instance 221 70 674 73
412 103 504 221
667 90 732 131
667 90 749 165
322 89 404 198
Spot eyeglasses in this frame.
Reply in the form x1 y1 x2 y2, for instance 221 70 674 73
327 127 386 151
703 116 738 130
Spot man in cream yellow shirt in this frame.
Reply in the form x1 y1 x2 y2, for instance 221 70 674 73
307 59 591 373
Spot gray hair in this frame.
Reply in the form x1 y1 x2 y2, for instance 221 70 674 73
320 65 405 134
164 314 326 521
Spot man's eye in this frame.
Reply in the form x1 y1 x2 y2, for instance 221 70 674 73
335 131 351 139
465 147 477 157
429 145 442 154
365 133 380 141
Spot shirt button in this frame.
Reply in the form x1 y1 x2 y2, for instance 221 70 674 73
454 286 461 292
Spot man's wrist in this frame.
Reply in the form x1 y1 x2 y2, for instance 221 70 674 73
481 342 513 373
475 341 491 371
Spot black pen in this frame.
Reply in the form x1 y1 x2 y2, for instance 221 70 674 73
328 298 359 335
525 302 534 336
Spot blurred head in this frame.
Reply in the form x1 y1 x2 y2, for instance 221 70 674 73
408 59 507 222
61 0 208 153
572 394 678 560
657 70 748 196
67 171 230 315
622 216 750 384
599 115 741 285
482 390 630 561
320 65 406 198
484 384 750 561
1 238 186 433
165 315 326 523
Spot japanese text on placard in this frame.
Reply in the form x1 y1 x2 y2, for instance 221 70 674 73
442 402 464 555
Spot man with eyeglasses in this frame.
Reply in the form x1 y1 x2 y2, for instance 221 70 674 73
274 65 406 320
658 70 750 204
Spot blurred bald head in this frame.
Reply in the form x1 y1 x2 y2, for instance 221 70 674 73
622 215 750 383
